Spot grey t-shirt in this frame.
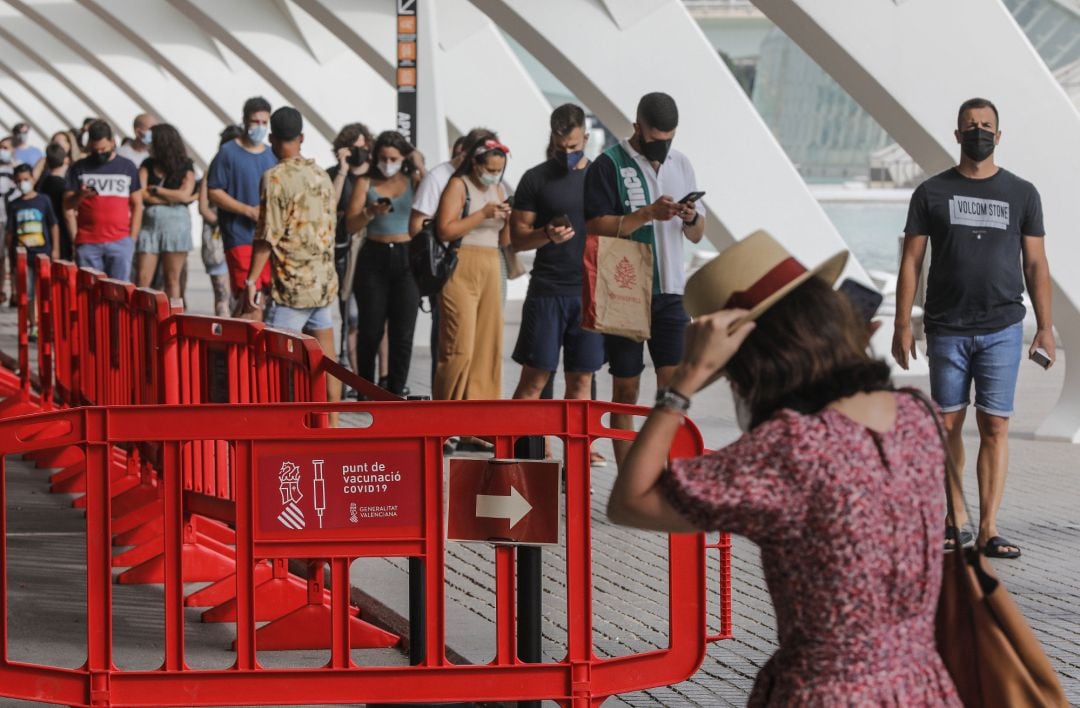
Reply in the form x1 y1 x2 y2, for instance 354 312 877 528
903 167 1044 336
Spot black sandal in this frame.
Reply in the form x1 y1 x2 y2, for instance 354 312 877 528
944 527 974 551
983 535 1021 559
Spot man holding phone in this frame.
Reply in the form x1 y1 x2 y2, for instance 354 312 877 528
510 104 604 415
894 98 1054 559
584 91 705 465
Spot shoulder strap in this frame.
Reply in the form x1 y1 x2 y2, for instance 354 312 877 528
899 387 971 531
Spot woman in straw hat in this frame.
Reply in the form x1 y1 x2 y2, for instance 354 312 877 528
607 230 960 706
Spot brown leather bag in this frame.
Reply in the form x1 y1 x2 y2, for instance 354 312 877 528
907 389 1067 707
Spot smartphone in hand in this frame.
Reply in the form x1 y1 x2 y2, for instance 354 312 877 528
549 214 572 230
679 191 706 205
837 278 884 322
376 196 394 212
1030 348 1052 369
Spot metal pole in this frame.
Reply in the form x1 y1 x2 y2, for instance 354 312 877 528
514 434 545 708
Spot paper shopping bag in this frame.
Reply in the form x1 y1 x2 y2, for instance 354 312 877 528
581 235 653 342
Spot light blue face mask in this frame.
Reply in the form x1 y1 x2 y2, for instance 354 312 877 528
480 172 500 186
140 131 153 146
247 124 268 144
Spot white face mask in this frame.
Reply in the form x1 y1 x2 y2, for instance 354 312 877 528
18 180 33 194
0 149 11 163
379 160 402 177
732 385 753 433
480 172 500 186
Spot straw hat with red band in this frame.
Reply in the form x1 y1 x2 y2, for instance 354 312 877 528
684 229 848 322
474 139 511 157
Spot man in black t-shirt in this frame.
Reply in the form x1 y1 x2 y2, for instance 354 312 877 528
894 98 1054 560
510 104 604 407
38 143 73 261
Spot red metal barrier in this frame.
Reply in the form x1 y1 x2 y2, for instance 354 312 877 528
0 250 37 417
49 260 79 407
75 267 104 406
0 401 716 707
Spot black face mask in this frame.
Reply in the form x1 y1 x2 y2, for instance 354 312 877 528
639 136 672 164
347 146 369 168
91 150 112 166
960 127 996 163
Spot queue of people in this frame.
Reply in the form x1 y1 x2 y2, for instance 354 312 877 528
0 89 1061 703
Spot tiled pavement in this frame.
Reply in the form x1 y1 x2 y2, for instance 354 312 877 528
1 258 1077 706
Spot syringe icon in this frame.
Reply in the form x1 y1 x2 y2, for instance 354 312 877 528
313 459 326 529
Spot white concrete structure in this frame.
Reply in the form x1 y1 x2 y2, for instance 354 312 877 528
0 0 1072 438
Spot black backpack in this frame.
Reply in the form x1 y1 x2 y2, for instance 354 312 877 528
409 185 470 297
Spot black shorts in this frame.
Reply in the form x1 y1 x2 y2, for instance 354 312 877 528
512 294 604 373
605 293 689 378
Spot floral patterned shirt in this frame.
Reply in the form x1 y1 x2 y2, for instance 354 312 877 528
661 393 961 707
255 157 338 308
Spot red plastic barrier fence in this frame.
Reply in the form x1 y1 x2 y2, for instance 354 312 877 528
0 400 715 707
0 250 36 417
92 279 137 407
49 260 80 407
34 254 54 412
75 267 104 406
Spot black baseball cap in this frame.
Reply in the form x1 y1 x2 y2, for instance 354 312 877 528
270 107 303 141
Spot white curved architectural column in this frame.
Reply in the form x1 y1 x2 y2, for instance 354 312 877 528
288 0 550 173
6 0 223 167
0 37 89 134
0 5 141 146
755 0 1080 441
167 0 391 159
0 74 60 140
470 0 865 278
75 0 296 161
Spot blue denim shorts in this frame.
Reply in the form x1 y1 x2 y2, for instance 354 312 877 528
266 302 334 333
926 320 1023 417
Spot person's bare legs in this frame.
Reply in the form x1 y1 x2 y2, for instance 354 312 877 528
513 364 552 400
975 409 1013 550
611 375 641 466
135 251 160 289
941 408 968 528
311 326 341 427
563 371 592 401
161 252 186 301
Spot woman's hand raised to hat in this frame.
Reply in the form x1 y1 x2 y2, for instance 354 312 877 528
671 310 755 397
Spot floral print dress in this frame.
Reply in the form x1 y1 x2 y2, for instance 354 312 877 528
660 393 961 707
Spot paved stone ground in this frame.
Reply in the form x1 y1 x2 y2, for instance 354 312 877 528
1 258 1078 706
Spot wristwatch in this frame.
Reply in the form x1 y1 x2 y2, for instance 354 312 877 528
684 212 700 227
243 277 256 288
655 387 691 415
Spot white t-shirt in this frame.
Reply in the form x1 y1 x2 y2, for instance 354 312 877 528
622 139 702 295
412 160 455 217
116 142 150 168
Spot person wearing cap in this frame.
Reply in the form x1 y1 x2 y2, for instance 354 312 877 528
208 97 277 318
244 106 340 408
583 91 705 466
607 230 961 706
432 133 513 406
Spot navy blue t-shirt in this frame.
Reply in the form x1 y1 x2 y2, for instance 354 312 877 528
514 158 588 297
904 167 1044 336
7 192 57 256
206 140 277 250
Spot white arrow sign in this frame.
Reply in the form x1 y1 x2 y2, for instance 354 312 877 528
476 484 532 529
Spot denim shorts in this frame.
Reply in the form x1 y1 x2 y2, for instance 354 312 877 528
266 302 334 333
926 320 1023 417
605 293 690 378
76 237 134 282
512 294 604 373
137 204 192 254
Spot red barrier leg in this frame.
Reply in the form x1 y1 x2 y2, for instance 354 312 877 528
111 500 162 536
185 560 273 608
112 516 163 547
113 516 233 567
28 444 84 470
0 394 40 418
203 560 307 622
117 525 235 585
241 563 398 650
